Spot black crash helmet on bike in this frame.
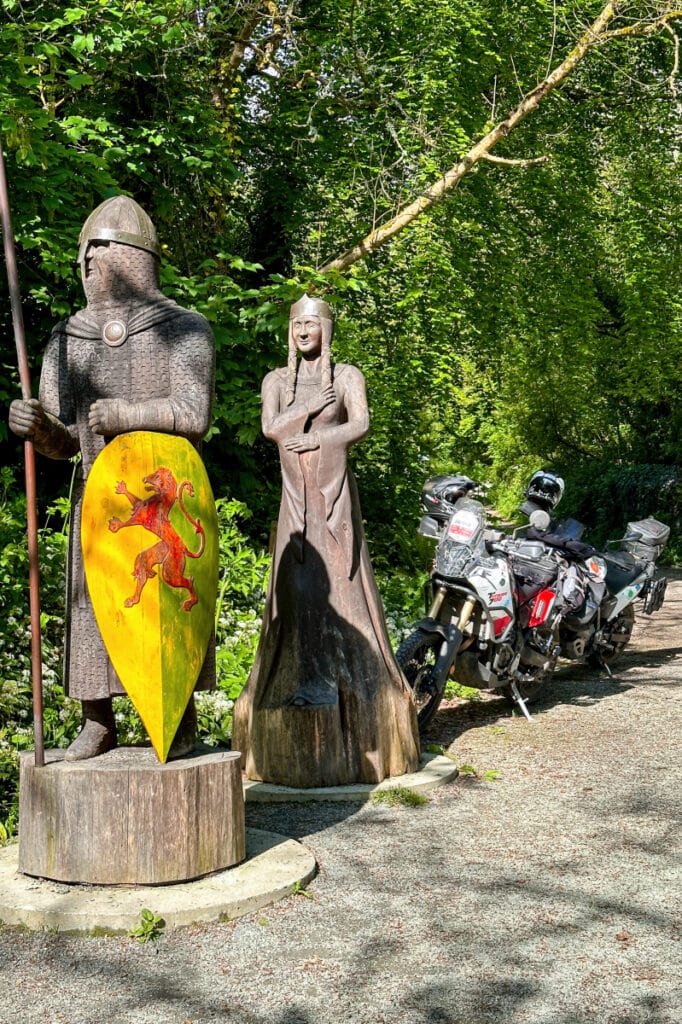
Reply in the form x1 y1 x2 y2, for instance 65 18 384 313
420 474 477 521
524 469 565 511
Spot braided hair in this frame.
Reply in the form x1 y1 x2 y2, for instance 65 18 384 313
286 296 335 406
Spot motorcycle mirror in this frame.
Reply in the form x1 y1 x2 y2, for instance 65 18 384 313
418 514 442 540
529 509 551 531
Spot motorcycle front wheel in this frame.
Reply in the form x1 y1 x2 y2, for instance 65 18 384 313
396 629 446 731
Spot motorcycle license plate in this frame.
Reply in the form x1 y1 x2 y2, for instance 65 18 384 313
447 508 479 542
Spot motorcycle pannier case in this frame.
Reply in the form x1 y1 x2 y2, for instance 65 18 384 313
622 518 670 560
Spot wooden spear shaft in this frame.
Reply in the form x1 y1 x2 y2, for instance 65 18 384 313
0 139 45 768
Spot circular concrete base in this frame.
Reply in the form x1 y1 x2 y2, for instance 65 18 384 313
0 828 315 935
243 752 458 803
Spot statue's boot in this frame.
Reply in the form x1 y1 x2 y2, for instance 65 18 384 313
64 698 117 761
168 696 197 759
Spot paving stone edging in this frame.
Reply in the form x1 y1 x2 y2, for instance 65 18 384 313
243 752 458 802
0 754 456 934
0 828 315 935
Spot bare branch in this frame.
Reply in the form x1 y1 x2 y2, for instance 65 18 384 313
481 153 550 167
320 2 620 274
665 21 681 94
546 0 558 78
320 2 682 275
227 6 266 75
599 9 682 43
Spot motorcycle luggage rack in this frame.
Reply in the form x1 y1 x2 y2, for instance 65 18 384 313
642 576 667 615
606 517 670 561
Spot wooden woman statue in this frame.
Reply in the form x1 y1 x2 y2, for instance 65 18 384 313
233 295 419 787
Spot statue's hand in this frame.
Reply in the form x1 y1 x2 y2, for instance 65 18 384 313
9 398 46 438
88 399 121 436
283 431 320 453
308 384 336 418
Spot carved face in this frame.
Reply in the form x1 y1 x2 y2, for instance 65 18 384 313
81 240 159 305
82 241 111 286
292 315 322 358
82 240 130 304
143 467 177 502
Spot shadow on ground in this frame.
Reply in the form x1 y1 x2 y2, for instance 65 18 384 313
425 626 681 751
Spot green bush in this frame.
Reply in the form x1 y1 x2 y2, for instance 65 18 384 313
0 468 74 838
199 497 270 747
489 461 680 563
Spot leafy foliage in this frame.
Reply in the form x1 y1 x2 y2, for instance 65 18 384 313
2 0 680 525
127 907 165 944
0 2 680 825
0 467 73 836
559 463 681 559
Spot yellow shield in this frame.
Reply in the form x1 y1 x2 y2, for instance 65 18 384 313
82 432 218 762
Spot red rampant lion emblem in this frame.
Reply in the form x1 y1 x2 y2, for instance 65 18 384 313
108 466 205 611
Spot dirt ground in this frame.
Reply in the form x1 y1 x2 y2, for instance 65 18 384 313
0 577 680 1024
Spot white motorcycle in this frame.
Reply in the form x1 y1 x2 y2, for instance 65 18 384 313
397 478 568 728
557 517 668 669
397 476 670 731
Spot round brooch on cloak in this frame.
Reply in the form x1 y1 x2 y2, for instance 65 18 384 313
101 319 129 347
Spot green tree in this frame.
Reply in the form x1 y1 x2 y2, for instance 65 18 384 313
1 0 680 535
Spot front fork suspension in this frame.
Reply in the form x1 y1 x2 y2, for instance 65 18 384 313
415 589 478 699
428 588 477 633
430 587 536 723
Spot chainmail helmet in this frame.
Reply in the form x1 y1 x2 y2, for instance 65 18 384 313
524 469 565 511
77 196 161 263
286 294 334 406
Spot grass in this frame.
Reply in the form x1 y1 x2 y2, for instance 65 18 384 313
370 786 429 807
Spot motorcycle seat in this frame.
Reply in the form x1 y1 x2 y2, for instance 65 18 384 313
603 550 646 592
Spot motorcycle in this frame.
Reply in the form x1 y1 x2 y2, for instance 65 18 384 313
514 490 669 669
397 476 568 728
555 517 669 669
398 475 670 731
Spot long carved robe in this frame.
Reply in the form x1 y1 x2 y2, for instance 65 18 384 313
233 363 419 786
35 299 215 700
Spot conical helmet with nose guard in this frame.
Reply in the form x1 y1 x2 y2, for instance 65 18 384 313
78 196 161 263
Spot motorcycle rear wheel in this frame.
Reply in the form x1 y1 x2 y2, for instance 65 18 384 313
588 603 635 667
396 630 446 731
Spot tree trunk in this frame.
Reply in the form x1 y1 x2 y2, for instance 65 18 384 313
233 680 419 789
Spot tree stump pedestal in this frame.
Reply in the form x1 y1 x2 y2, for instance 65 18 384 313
18 747 245 885
233 687 419 789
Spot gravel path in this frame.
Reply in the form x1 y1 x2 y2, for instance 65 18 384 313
1 578 680 1024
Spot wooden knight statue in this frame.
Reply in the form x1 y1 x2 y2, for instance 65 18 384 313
9 197 215 761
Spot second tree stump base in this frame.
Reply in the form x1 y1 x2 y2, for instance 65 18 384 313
235 688 419 788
